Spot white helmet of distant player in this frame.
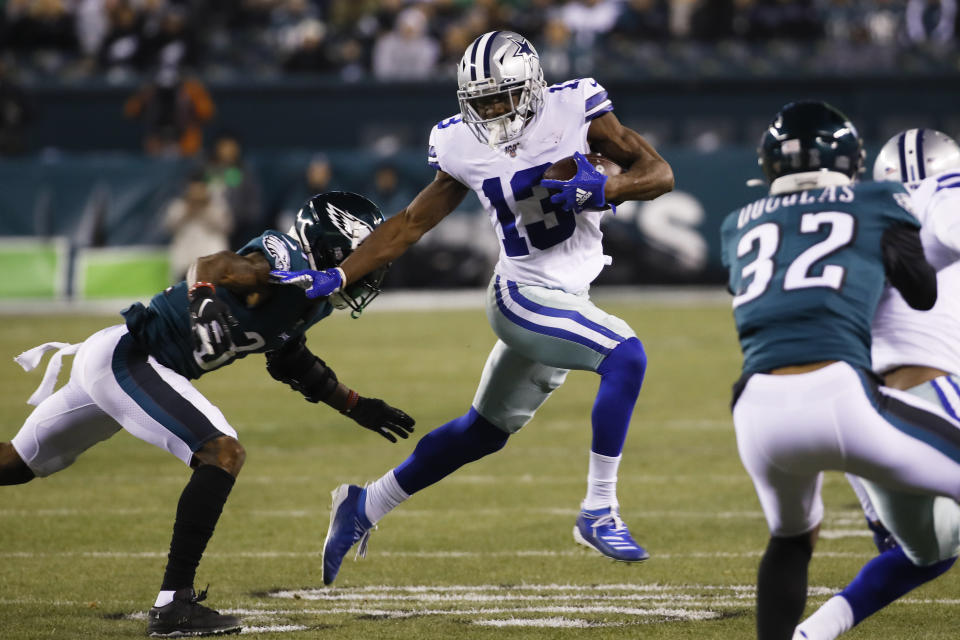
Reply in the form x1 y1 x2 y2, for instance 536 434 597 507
873 128 960 188
457 31 546 147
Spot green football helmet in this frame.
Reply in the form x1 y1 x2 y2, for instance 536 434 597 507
290 191 387 316
758 101 864 183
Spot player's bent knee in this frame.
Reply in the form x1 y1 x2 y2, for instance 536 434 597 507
599 338 647 382
416 408 509 460
193 436 245 477
468 410 510 455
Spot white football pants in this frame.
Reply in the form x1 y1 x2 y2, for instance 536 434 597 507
733 361 960 554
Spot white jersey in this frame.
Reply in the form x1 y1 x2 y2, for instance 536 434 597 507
872 169 960 375
428 77 614 293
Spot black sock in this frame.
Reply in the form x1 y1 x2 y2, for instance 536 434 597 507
160 464 235 591
756 533 813 640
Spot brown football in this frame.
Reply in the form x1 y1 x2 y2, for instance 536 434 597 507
542 153 623 181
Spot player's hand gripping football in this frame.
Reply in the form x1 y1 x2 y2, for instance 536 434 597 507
343 396 415 443
540 151 612 213
188 282 239 358
270 268 344 299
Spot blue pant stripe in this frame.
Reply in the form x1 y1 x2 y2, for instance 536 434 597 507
502 277 627 343
111 333 221 452
494 279 613 355
941 377 960 421
856 368 960 463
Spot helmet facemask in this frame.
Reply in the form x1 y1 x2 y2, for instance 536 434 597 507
459 77 543 147
328 266 386 318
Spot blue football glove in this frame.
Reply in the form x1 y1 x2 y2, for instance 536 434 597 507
540 151 611 213
271 268 344 300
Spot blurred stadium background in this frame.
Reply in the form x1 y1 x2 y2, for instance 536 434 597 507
1 0 959 300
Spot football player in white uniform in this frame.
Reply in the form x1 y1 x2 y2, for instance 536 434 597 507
794 129 960 639
270 30 673 584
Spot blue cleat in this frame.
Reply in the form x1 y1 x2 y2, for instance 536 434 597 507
322 484 373 586
573 505 650 562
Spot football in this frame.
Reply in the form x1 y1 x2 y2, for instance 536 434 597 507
542 153 623 181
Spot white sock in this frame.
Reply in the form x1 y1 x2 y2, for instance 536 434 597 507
363 470 411 525
154 590 176 608
582 451 621 510
794 595 855 640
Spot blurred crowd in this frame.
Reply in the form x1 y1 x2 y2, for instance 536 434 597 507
4 0 957 288
2 0 959 84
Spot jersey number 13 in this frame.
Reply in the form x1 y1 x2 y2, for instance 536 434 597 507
482 164 574 256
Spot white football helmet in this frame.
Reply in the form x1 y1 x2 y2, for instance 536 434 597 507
873 128 960 188
457 31 545 147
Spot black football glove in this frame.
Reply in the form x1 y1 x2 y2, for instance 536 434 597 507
343 396 415 443
188 283 239 358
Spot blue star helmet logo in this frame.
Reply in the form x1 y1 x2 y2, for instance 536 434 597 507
510 37 535 58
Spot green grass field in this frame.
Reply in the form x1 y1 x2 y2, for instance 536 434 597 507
1 298 958 639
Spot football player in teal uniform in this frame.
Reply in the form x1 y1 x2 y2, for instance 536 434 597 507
722 102 960 640
0 192 414 637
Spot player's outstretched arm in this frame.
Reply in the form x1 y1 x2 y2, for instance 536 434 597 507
587 111 674 204
190 250 273 295
338 171 469 286
265 336 415 442
184 251 273 356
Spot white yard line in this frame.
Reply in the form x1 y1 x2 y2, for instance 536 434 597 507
0 549 875 560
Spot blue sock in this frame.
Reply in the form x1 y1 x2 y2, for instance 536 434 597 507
394 408 509 494
841 546 956 624
592 338 646 456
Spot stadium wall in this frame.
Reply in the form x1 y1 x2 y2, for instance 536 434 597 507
0 146 761 299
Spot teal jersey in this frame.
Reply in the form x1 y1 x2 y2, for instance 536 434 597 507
721 181 919 375
121 231 333 379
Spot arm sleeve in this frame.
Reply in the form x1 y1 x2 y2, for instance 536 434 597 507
265 335 339 403
881 223 937 310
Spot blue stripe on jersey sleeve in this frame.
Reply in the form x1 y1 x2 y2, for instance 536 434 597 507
585 103 613 122
585 90 608 112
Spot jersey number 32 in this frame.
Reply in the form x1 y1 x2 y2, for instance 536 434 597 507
733 211 855 308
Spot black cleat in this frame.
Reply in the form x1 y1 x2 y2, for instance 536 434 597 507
146 587 241 637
